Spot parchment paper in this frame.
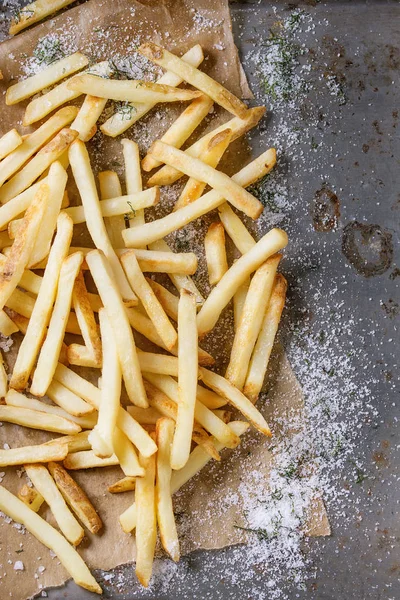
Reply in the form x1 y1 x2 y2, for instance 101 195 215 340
0 1 330 598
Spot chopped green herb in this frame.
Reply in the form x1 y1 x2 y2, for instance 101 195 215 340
115 101 136 121
33 36 65 66
15 549 24 554
311 137 319 150
124 201 136 220
13 8 34 24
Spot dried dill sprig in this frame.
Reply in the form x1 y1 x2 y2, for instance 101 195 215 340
33 36 66 66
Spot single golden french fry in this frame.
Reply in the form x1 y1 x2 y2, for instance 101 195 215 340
139 43 248 118
0 182 44 232
174 129 232 211
123 148 276 248
48 461 102 534
0 106 78 188
69 140 137 305
17 484 44 513
218 202 256 254
71 95 107 142
138 352 180 377
47 380 94 417
25 464 84 546
146 279 179 321
0 128 78 204
0 183 48 312
156 418 180 561
135 448 157 587
142 95 213 171
10 212 73 390
0 441 68 466
101 45 204 137
64 450 119 470
121 251 178 351
243 274 287 403
0 486 102 594
108 477 136 494
225 255 281 390
0 403 81 435
98 170 125 250
0 129 22 160
195 384 226 409
6 53 88 105
148 107 266 187
9 0 78 35
204 222 228 286
3 307 29 335
129 249 198 275
44 431 91 453
113 429 144 477
197 228 288 337
170 289 197 470
125 406 162 425
86 250 147 407
0 309 19 335
89 309 121 458
0 350 8 398
67 271 102 368
233 277 250 332
31 252 83 397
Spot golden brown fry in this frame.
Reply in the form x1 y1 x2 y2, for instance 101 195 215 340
44 431 91 454
218 202 256 255
108 477 136 494
17 484 44 513
0 128 22 160
0 403 81 435
64 451 119 470
135 449 157 587
46 380 95 417
0 442 68 467
204 222 228 286
98 170 125 250
71 95 107 142
0 309 19 335
9 0 78 36
121 139 144 231
233 277 250 332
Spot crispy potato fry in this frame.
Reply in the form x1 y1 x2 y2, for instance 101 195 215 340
9 0 77 35
67 271 102 368
121 251 178 351
0 486 102 593
149 141 262 219
0 257 42 295
0 441 68 467
68 74 202 103
64 450 119 470
6 53 88 105
0 128 22 160
170 289 197 470
212 409 232 423
121 139 144 231
142 95 213 171
0 182 44 232
0 106 78 188
108 477 136 494
125 406 162 425
195 384 226 409
0 231 11 248
233 277 250 331
101 45 204 137
89 309 121 458
146 279 179 321
0 350 8 398
98 170 125 250
197 229 288 337
44 431 91 453
23 61 111 126
0 309 19 335
174 129 232 211
156 418 180 561
135 448 157 587
17 484 44 512
0 128 78 204
243 274 287 403
0 402 80 434
47 380 95 417
138 352 180 376
148 107 266 187
218 203 256 254
71 95 107 142
123 148 276 247
200 368 271 436
86 250 147 407
225 255 281 390
29 161 68 268
10 213 73 390
31 252 83 397
113 429 144 477
25 464 84 546
69 140 137 305
204 222 228 286
0 183 48 312
128 249 198 275
139 43 248 118
48 461 102 534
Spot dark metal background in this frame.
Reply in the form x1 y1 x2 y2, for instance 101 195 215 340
1 1 399 598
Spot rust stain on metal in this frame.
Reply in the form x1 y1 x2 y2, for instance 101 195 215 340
311 187 340 232
342 222 393 277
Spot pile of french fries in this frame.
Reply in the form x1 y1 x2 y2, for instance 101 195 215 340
0 28 288 594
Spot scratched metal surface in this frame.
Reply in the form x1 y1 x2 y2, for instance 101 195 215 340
1 1 399 599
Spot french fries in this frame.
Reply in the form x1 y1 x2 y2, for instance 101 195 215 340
233 278 250 331
69 140 137 305
138 352 180 376
64 451 119 470
204 222 228 285
48 462 102 534
17 484 44 513
68 74 203 103
0 442 68 467
0 350 8 398
156 418 180 561
113 429 144 477
46 380 94 417
225 255 281 390
126 406 162 425
31 252 83 396
89 309 121 458
9 0 77 35
0 128 22 160
218 202 256 254
243 274 287 402
99 170 126 250
135 449 157 587
10 212 73 390
86 251 147 408
44 431 91 454
121 139 144 230
25 464 84 546
71 95 108 142
146 279 179 321
0 486 102 593
0 403 81 435
123 148 277 247
108 477 136 494
0 310 19 336
197 228 288 337
142 95 213 171
121 251 178 350
6 53 89 105
0 183 48 312
101 44 204 137
139 43 248 118
170 289 198 470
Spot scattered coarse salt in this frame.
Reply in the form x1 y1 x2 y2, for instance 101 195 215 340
13 561 24 571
